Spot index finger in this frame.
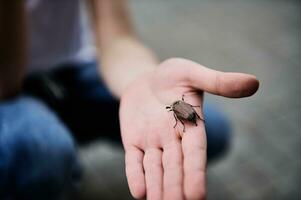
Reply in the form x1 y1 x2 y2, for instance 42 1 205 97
182 122 207 200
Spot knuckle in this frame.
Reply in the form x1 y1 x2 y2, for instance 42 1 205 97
143 149 163 170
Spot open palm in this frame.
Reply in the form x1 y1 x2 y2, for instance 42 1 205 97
119 58 259 200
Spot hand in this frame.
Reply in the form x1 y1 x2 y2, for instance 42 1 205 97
119 58 259 200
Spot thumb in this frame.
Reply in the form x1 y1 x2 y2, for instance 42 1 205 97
165 58 259 98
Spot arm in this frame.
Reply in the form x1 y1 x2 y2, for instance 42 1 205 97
0 1 27 99
87 1 259 200
86 0 158 98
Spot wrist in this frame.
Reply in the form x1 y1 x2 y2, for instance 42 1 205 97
98 37 158 98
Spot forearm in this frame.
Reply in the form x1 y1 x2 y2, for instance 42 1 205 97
0 1 27 99
87 0 158 98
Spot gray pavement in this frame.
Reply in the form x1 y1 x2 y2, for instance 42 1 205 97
129 0 301 199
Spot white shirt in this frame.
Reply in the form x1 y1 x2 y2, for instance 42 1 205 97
26 0 95 73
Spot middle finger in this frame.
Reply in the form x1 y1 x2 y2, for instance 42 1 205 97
144 147 163 200
162 139 184 200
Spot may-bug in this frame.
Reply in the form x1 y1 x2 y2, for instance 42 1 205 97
166 95 205 132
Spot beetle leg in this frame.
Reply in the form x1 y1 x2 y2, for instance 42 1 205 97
179 119 185 132
195 112 205 123
191 105 200 108
173 113 178 128
182 94 185 101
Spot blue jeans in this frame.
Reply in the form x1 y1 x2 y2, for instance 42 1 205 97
0 97 81 200
0 62 230 199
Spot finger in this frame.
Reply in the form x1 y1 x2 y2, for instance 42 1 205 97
125 147 146 199
144 148 163 200
162 140 184 200
182 123 207 200
164 58 259 98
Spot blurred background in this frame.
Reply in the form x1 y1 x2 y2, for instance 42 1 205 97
2 0 300 200
127 0 300 199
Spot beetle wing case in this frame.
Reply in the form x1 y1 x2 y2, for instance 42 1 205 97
173 101 195 120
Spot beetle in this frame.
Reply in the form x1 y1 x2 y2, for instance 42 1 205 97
166 95 205 132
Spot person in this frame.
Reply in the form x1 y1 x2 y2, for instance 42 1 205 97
0 0 259 200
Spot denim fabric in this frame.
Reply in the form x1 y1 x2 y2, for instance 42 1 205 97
0 97 81 200
203 102 231 161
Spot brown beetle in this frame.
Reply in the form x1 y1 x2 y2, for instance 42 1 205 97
166 95 205 132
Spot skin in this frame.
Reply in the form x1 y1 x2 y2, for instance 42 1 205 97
1 0 259 199
120 58 259 200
